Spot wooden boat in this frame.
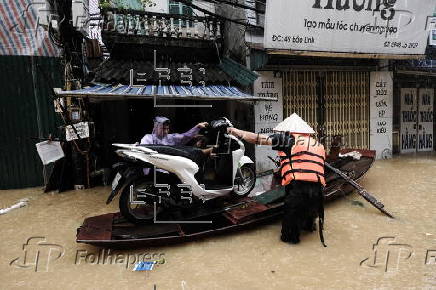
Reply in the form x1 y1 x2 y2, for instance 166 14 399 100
324 149 375 201
76 149 375 248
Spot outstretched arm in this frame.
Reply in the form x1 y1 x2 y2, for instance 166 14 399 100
172 122 208 145
227 127 273 146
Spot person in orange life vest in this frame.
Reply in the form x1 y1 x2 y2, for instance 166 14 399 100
227 113 326 246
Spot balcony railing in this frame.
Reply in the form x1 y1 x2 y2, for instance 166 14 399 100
101 9 222 41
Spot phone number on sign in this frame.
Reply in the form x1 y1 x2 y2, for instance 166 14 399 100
383 41 419 49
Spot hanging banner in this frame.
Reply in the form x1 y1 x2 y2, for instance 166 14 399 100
400 88 418 153
35 141 65 165
370 71 393 159
254 71 283 173
417 89 434 152
264 0 434 55
66 122 90 141
0 0 60 56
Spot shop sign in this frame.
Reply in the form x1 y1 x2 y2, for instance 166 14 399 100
417 89 434 152
370 71 393 159
254 71 283 172
400 88 418 153
264 0 434 55
400 88 434 153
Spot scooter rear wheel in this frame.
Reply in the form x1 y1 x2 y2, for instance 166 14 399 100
119 178 164 224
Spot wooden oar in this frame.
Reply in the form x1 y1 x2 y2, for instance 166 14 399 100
325 162 395 219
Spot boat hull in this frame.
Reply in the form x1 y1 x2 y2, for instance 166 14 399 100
76 149 375 248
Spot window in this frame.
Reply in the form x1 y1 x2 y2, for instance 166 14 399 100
169 0 193 27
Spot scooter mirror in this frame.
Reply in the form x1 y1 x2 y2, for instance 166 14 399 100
210 118 232 130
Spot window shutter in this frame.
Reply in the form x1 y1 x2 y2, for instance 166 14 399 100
168 0 193 27
169 1 181 15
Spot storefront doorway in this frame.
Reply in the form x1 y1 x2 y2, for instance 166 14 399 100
283 70 370 149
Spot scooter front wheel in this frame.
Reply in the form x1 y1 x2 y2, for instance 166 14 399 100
232 164 256 197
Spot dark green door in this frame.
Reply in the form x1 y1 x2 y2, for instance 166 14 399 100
0 55 63 189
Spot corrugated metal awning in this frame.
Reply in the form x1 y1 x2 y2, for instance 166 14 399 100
54 84 276 101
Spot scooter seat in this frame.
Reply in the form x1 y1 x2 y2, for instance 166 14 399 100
139 145 205 166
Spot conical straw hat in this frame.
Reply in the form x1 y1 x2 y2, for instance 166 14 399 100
274 113 315 134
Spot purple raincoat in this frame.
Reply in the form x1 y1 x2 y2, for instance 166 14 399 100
140 116 200 175
140 116 200 146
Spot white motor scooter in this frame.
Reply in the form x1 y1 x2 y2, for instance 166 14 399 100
106 118 256 223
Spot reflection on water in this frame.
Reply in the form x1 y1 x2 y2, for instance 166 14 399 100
1 153 436 289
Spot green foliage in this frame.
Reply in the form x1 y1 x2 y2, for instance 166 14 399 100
99 0 112 9
100 2 111 9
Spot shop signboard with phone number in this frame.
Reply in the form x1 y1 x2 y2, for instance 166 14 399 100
264 0 434 55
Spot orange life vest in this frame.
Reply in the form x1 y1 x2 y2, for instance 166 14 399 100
278 134 326 186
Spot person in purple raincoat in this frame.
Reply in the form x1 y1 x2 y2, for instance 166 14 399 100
140 116 208 146
140 117 210 175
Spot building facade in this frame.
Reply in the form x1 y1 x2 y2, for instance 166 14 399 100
223 0 435 172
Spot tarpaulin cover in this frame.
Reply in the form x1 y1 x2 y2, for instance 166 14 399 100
0 0 60 56
54 83 271 101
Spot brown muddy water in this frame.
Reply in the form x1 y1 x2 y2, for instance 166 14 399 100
1 154 436 290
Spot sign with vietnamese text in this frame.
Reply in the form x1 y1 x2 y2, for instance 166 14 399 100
417 89 434 152
400 88 434 153
264 0 434 55
66 122 90 141
370 71 393 159
254 71 283 172
400 88 418 153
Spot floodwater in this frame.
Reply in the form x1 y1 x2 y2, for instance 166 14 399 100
1 153 436 290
